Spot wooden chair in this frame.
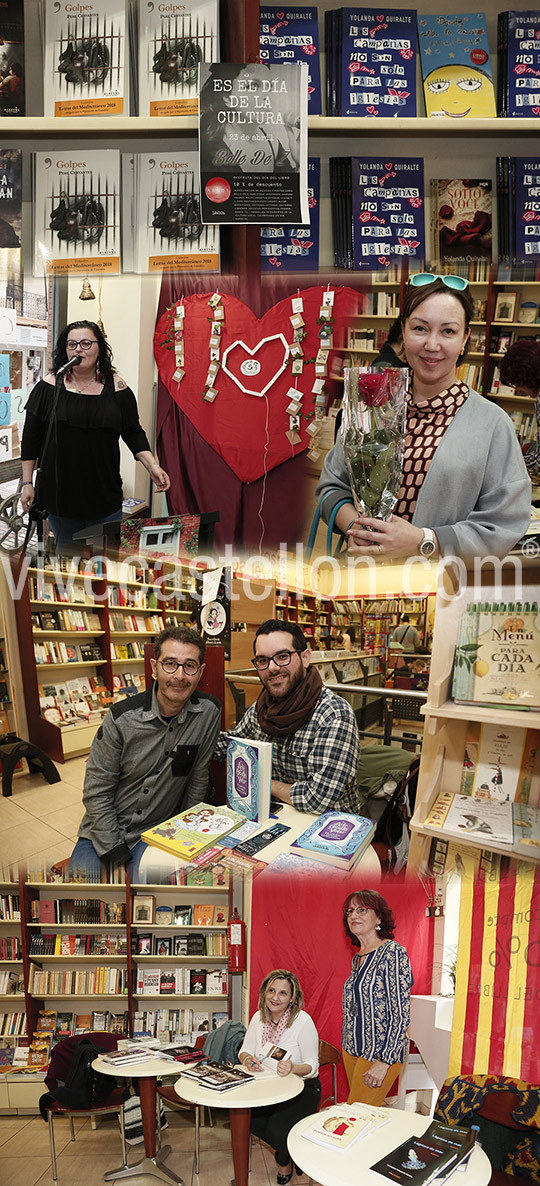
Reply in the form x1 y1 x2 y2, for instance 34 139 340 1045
41 1033 128 1183
318 1039 341 1107
156 1035 213 1175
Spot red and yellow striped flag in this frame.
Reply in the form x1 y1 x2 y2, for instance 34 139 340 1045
449 862 540 1082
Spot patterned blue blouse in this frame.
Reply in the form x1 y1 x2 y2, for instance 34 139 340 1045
342 940 412 1065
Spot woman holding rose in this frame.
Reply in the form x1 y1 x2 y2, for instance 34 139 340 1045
317 275 531 563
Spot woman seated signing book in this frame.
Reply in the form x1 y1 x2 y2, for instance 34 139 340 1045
238 970 321 1185
317 275 531 562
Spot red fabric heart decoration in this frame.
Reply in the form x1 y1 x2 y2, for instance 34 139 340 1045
154 286 360 484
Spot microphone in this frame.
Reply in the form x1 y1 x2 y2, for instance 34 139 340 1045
56 354 82 377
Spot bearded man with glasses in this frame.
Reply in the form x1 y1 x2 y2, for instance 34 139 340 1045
66 626 221 880
214 619 361 814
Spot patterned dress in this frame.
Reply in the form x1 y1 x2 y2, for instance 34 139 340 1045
342 940 412 1064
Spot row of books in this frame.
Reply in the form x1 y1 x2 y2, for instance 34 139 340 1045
35 1007 128 1039
346 329 391 354
455 362 483 391
32 898 127 923
107 583 160 608
34 639 104 666
360 291 400 318
507 407 538 446
0 894 20 921
425 792 540 856
110 639 147 660
109 612 162 632
29 963 128 996
325 8 538 121
132 1007 225 1039
29 573 95 605
32 608 102 633
39 680 109 728
29 932 128 956
132 898 227 926
0 937 22 959
135 966 227 996
0 1012 26 1036
133 932 227 957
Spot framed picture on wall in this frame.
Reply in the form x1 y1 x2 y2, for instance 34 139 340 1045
494 292 517 323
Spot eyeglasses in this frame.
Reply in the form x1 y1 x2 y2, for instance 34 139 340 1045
252 649 301 672
158 657 201 676
346 906 370 918
409 273 469 292
66 339 98 350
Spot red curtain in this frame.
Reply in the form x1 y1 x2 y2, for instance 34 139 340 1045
249 871 434 1101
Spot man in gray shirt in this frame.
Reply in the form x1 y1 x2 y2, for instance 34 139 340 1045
391 616 420 651
67 626 221 879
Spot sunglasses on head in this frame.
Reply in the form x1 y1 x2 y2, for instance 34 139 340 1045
409 273 470 292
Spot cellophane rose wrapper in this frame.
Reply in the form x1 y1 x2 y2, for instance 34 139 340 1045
341 367 408 519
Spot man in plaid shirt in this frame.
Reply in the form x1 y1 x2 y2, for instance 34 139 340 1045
214 620 361 814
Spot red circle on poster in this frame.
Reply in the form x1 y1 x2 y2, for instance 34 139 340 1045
470 49 488 66
205 177 231 204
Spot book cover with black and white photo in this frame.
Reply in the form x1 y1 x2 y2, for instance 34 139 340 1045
260 6 321 114
0 0 25 116
43 0 127 117
139 0 219 117
33 150 121 276
199 62 308 225
133 152 219 273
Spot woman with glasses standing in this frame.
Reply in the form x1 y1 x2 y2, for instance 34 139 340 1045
20 319 170 553
341 889 412 1105
317 276 531 562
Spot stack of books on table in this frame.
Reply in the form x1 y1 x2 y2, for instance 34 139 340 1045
179 1060 255 1092
289 812 376 871
303 1102 390 1152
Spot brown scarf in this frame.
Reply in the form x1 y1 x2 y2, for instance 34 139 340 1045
256 665 323 739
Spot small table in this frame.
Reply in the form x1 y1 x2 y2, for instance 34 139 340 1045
174 1068 304 1186
287 1107 493 1186
93 1054 185 1184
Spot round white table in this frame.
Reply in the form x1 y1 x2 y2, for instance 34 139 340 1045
287 1107 493 1186
174 1068 304 1186
93 1053 185 1184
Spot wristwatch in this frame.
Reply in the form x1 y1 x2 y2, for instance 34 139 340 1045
418 528 437 558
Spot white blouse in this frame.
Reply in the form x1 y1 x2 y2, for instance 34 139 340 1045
239 1010 319 1080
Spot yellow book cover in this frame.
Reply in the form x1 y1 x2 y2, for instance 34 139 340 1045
141 803 244 860
453 603 540 708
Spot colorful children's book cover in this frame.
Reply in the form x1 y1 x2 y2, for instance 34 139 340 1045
289 812 375 867
226 736 273 823
459 722 539 803
141 803 244 860
418 12 496 119
505 11 540 118
261 157 320 271
514 158 540 265
44 0 127 117
139 0 219 117
432 179 492 266
352 156 425 270
452 602 540 708
260 6 321 114
339 8 417 118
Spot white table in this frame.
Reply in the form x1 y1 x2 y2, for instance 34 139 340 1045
174 1067 304 1186
287 1107 492 1186
93 1053 185 1184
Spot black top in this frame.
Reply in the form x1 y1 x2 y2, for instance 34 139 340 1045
21 377 151 519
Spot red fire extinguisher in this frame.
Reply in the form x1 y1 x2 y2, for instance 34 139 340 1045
228 907 247 973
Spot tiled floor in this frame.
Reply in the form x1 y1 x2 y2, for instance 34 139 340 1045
0 1106 321 1186
0 754 87 876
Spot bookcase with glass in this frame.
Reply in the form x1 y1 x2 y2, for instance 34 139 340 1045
408 564 540 872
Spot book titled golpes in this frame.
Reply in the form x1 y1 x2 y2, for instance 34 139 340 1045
452 601 540 708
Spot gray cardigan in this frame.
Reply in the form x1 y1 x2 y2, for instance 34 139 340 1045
316 389 532 562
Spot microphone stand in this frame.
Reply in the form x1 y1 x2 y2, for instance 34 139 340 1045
22 355 82 557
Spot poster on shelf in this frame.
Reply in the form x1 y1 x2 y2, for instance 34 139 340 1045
259 5 321 115
261 156 320 271
351 156 425 270
0 0 25 116
33 150 121 276
418 12 496 119
43 0 127 117
138 0 219 118
198 62 309 226
132 152 219 274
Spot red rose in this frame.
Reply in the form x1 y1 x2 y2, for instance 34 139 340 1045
357 372 391 406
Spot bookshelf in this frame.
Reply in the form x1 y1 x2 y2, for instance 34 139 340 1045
407 563 540 872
